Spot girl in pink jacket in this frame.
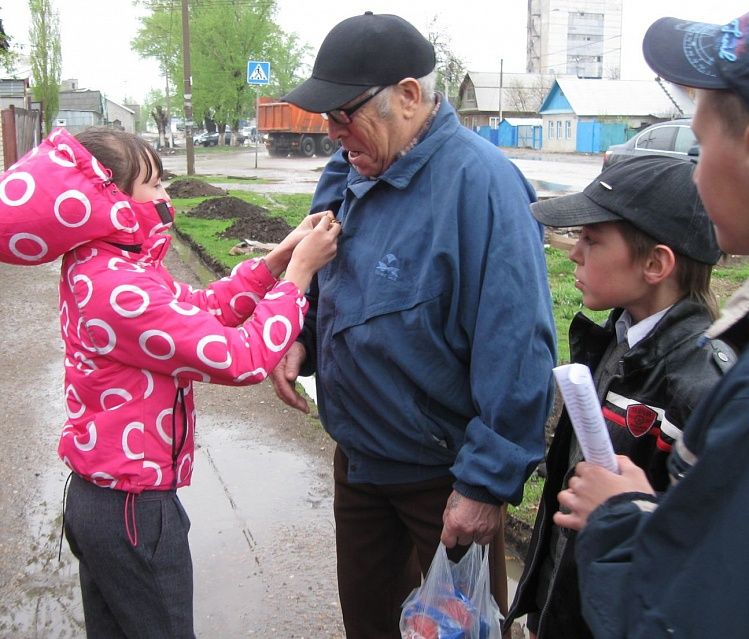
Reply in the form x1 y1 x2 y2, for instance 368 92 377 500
0 127 339 637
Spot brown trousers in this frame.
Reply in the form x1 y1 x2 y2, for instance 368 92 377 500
333 446 508 639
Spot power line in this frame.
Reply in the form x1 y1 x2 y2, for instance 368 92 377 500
534 32 623 62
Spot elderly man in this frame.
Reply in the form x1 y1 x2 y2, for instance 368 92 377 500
270 12 556 638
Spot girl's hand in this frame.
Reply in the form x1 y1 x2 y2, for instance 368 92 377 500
264 211 335 276
553 456 656 531
284 214 340 291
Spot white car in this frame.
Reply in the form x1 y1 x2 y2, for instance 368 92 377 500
602 119 697 168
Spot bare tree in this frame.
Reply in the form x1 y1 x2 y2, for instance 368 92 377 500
28 0 61 133
150 103 170 149
426 15 465 105
502 75 554 114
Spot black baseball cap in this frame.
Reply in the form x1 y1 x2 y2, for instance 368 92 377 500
282 12 436 113
530 155 721 265
642 12 749 109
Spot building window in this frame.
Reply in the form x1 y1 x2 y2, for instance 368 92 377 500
557 120 562 138
565 121 572 139
489 116 500 129
548 121 554 139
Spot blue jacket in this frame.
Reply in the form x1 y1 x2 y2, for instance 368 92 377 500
304 99 556 504
575 288 749 637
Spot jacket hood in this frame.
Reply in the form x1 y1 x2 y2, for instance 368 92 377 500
0 128 172 265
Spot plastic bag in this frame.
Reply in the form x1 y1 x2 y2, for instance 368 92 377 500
400 542 503 639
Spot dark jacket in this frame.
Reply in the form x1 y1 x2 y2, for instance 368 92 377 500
573 286 749 639
506 299 732 638
300 98 557 504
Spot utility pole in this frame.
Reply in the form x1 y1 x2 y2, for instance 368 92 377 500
181 0 195 175
498 58 504 125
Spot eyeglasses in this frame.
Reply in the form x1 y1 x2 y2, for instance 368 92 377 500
322 87 385 125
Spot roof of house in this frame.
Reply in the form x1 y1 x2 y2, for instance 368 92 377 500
503 118 543 127
58 89 104 114
105 97 136 115
460 71 569 113
539 78 694 118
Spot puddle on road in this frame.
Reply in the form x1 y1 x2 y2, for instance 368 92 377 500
528 178 572 192
0 359 85 637
528 178 578 200
9 424 525 638
181 426 343 637
1 468 85 638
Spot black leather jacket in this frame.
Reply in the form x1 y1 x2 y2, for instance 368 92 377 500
505 299 733 639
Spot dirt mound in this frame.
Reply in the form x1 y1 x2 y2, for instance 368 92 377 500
187 196 294 244
186 195 264 220
166 178 227 198
220 217 293 244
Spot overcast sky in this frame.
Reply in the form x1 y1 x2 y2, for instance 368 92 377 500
2 1 747 104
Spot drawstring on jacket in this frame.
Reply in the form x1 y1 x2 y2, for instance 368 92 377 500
124 492 138 547
60 386 190 553
122 387 188 548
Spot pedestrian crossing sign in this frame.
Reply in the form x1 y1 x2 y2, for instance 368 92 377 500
247 61 271 85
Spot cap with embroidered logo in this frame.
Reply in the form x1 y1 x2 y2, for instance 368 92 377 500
642 12 749 109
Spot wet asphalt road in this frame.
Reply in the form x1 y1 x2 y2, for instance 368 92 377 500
0 241 344 638
0 146 587 637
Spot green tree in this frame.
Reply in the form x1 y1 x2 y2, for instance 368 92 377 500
134 0 307 146
187 0 275 143
132 2 182 145
264 30 310 98
0 14 18 71
427 16 465 106
28 0 61 134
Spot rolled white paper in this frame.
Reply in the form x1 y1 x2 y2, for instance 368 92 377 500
553 363 620 474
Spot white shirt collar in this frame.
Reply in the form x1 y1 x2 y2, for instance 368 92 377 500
615 306 672 349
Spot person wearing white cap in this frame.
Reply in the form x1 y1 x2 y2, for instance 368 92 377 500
553 10 749 638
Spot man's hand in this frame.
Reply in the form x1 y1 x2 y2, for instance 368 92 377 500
269 342 309 413
553 456 656 531
441 491 503 547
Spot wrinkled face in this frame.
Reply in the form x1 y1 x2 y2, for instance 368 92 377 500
325 89 402 177
691 90 749 255
569 222 651 321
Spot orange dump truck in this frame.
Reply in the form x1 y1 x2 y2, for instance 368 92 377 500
256 97 338 157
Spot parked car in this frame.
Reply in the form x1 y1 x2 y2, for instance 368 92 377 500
602 119 698 168
193 129 247 147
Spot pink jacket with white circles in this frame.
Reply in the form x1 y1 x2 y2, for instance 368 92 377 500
0 129 308 493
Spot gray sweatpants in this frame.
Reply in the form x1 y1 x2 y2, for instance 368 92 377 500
64 473 195 638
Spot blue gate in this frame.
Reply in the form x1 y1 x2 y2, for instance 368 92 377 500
577 120 629 152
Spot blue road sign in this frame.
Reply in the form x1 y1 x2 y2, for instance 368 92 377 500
247 61 271 85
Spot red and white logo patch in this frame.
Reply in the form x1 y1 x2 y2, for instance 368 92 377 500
625 404 658 437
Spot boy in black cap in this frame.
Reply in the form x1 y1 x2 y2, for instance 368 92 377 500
553 10 749 638
505 155 729 639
